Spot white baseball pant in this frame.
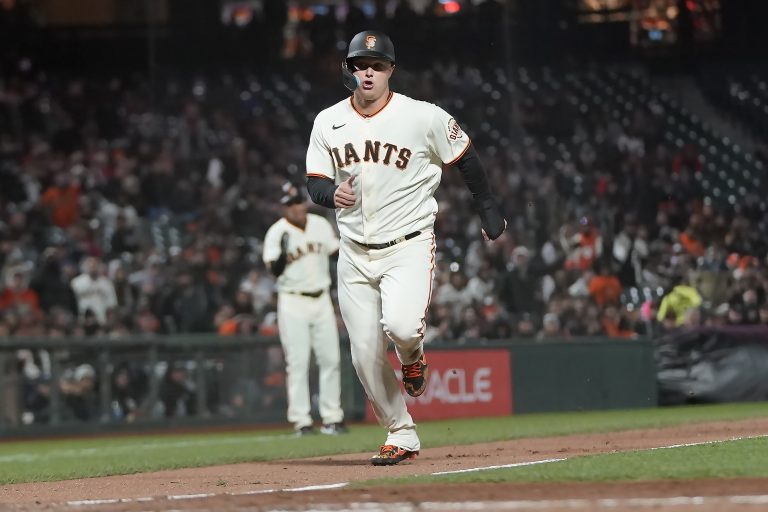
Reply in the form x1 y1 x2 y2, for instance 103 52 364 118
277 291 344 430
337 231 436 451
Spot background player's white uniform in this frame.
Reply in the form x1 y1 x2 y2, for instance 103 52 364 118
263 213 344 431
306 92 470 451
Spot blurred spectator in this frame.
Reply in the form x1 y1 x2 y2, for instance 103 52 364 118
538 313 566 340
515 313 537 338
108 213 140 258
433 267 474 320
215 304 238 335
656 279 703 328
40 173 80 228
110 364 148 422
562 217 602 272
159 362 197 417
163 268 214 333
70 257 118 326
601 305 636 338
496 246 545 317
0 270 40 316
29 248 78 315
109 260 136 325
612 218 649 288
588 261 622 307
59 363 97 421
239 269 275 316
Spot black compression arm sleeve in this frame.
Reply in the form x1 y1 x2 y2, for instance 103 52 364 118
453 144 493 203
453 143 506 240
306 176 337 209
269 253 287 277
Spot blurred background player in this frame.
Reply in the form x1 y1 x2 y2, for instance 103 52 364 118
262 182 347 436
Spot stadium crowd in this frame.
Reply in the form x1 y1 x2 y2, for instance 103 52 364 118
2 54 768 349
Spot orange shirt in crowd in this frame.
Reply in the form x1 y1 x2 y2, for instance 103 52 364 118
588 274 622 306
0 288 40 313
601 317 635 338
41 185 80 227
565 228 601 271
679 231 705 257
218 318 238 335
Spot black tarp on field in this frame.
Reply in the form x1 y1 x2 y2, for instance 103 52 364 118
655 326 768 405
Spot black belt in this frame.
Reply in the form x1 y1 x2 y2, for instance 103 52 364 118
287 290 324 298
353 231 421 250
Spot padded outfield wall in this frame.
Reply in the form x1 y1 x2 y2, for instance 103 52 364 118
0 335 657 437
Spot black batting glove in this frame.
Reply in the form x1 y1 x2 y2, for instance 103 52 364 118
475 197 506 241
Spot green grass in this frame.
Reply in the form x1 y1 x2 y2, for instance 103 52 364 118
0 402 766 484
415 402 768 445
372 437 768 486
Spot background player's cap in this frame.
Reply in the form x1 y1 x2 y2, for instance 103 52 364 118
346 30 395 64
280 182 303 206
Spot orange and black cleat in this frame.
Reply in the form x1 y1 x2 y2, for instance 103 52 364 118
402 353 428 397
370 445 419 466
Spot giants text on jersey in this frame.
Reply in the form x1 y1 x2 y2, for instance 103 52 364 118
306 92 470 245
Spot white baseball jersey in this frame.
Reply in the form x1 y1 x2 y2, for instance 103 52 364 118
306 92 470 244
262 213 339 293
70 273 118 324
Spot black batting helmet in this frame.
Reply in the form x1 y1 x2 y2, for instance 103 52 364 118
346 30 395 64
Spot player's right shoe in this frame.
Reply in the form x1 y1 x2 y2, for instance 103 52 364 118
320 422 349 435
370 445 419 466
402 353 428 397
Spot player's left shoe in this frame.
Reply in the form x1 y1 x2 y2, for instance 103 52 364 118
402 352 428 397
295 425 317 437
370 445 419 466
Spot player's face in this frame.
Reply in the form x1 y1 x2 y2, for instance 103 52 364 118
284 202 307 228
349 57 394 100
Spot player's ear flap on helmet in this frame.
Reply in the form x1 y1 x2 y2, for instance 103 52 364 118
342 61 361 92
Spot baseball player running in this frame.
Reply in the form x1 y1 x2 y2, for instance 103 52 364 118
305 30 506 465
263 182 347 436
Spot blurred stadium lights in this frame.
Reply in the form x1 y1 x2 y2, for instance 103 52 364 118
438 0 462 15
629 0 721 48
572 0 721 48
577 0 632 23
221 0 260 27
220 0 471 26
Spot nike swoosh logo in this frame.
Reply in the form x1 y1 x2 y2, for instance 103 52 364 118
332 123 346 130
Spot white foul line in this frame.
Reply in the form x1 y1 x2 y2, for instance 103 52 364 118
168 492 215 500
647 433 768 450
431 458 566 476
286 483 350 492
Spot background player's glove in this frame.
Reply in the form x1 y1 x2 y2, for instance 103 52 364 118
269 233 290 277
280 232 289 253
475 197 506 241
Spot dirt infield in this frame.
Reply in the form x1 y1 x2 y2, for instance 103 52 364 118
2 417 768 511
